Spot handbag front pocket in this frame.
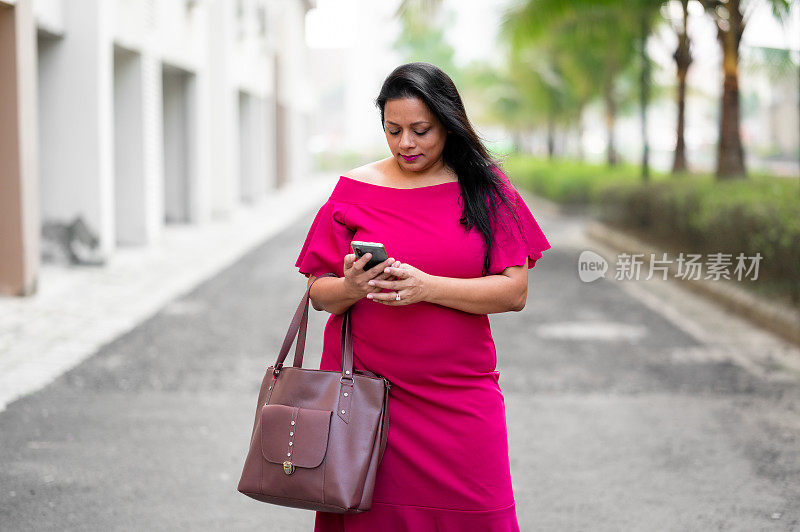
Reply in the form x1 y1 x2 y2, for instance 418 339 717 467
257 403 333 503
261 404 332 470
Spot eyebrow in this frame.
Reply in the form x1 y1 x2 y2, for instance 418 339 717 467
385 121 431 126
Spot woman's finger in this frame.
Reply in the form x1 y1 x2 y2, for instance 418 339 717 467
382 266 406 277
367 291 399 303
367 278 395 289
355 252 373 271
375 261 401 280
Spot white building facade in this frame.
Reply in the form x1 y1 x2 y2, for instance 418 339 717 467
1 0 315 296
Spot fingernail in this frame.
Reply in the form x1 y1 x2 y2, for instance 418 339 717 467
384 268 390 272
367 294 373 299
368 280 375 286
388 257 394 263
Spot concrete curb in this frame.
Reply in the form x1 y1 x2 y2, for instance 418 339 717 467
585 219 800 347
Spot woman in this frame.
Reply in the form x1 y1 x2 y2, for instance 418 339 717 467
294 62 551 531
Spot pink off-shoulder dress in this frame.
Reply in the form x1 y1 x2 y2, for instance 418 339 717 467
294 167 551 531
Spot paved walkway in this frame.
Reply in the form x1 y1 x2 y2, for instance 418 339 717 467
0 175 334 412
1 183 799 531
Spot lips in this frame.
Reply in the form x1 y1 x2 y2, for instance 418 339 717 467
400 154 421 162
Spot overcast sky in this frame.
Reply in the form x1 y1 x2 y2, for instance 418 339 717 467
306 0 800 60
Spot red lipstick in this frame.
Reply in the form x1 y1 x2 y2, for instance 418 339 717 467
400 154 421 162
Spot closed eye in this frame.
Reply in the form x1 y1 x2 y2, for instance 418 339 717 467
388 130 429 136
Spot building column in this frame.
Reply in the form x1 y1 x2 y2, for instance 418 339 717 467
140 49 165 241
206 0 239 219
238 91 269 202
37 0 114 258
0 0 39 296
274 0 313 189
113 46 148 245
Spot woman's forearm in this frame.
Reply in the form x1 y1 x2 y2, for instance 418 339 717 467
309 271 524 316
309 276 361 315
424 274 523 314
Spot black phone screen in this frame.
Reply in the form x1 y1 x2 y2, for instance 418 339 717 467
351 241 389 271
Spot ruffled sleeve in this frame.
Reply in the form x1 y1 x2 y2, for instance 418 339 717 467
487 167 551 275
294 198 354 278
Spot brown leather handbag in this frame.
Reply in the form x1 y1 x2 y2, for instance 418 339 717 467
237 272 391 513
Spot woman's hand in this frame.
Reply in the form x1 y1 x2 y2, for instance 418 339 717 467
365 262 433 306
343 253 401 299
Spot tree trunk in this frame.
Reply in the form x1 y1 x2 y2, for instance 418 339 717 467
672 0 691 174
673 67 689 174
547 113 555 159
715 0 746 180
640 11 651 182
512 131 522 153
605 84 617 166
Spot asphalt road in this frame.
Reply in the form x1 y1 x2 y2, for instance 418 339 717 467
1 203 799 531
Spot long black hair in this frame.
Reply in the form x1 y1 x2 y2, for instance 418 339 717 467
375 62 521 276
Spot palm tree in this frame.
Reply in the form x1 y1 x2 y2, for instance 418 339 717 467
669 0 693 174
634 1 667 180
393 0 462 86
457 61 543 152
502 1 640 166
550 22 609 161
697 0 792 180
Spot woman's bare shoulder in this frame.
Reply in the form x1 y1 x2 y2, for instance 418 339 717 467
342 158 394 184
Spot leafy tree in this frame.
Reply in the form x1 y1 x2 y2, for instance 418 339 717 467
393 0 462 87
502 1 640 166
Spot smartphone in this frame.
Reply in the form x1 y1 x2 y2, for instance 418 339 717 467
351 241 389 271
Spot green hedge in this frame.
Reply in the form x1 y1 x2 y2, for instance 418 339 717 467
502 156 667 204
504 154 800 302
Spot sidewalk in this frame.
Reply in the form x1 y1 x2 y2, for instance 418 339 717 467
0 175 337 412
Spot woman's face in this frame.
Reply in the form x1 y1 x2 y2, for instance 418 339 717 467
382 97 448 173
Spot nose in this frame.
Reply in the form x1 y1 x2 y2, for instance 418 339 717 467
399 130 415 150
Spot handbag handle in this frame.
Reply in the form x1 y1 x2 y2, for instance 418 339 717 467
292 274 334 368
340 305 354 382
273 273 354 383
